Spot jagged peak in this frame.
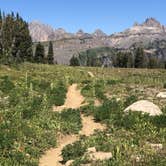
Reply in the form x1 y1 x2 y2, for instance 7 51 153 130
142 17 161 27
93 29 107 37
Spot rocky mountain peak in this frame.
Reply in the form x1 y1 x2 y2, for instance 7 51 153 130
142 17 161 27
93 29 107 37
76 29 85 37
29 21 55 42
55 28 66 34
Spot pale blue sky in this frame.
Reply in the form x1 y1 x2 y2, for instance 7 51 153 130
0 0 165 34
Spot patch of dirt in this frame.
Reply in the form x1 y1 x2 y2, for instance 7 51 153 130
39 84 106 166
53 84 85 112
94 99 101 106
80 114 106 136
39 134 78 166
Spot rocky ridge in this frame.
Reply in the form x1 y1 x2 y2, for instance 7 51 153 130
29 18 166 64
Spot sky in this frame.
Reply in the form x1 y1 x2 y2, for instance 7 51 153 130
0 0 165 34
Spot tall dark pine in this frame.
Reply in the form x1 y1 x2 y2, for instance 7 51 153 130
0 11 33 64
47 41 54 64
0 10 2 55
134 47 145 68
34 42 45 63
70 55 80 66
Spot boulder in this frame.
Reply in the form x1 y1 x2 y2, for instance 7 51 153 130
156 92 166 98
124 100 162 116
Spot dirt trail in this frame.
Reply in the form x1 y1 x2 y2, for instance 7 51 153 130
39 135 78 166
39 84 105 166
53 84 85 112
80 114 105 136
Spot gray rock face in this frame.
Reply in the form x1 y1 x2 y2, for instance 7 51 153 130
29 18 166 64
110 18 166 48
29 21 55 42
142 18 162 27
93 29 107 38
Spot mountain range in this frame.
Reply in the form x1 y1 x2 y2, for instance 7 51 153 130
29 18 166 64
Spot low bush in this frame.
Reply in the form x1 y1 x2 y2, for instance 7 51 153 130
0 76 15 94
61 140 86 163
60 109 82 134
124 95 138 107
94 99 123 122
47 81 67 106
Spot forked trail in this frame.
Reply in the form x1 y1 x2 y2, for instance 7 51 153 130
39 84 105 166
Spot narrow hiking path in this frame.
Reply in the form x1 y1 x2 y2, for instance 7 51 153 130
53 84 85 112
39 84 105 166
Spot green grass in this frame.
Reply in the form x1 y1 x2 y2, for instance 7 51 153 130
0 63 166 165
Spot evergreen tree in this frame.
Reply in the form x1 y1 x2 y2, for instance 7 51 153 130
0 11 33 64
47 41 54 64
70 55 80 66
134 47 145 68
34 42 45 63
126 52 134 68
0 10 2 56
148 56 158 69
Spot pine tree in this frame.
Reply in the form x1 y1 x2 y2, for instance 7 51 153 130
134 47 145 68
127 52 134 68
0 10 2 56
148 56 158 69
70 55 80 66
34 42 45 63
47 41 54 64
0 11 33 64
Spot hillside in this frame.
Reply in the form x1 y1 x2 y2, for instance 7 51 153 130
0 63 166 165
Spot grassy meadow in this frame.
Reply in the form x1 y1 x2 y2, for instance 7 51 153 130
0 63 165 165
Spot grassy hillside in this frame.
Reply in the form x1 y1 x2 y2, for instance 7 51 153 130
0 63 165 165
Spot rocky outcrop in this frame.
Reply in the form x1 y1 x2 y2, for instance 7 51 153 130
93 29 107 38
124 100 162 116
29 21 55 42
110 18 166 48
29 18 166 64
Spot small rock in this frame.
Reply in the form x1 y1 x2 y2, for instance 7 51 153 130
65 160 74 166
124 100 162 116
88 151 112 161
131 155 142 162
150 143 163 150
156 92 166 99
87 147 96 153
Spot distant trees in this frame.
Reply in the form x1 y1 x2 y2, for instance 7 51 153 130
47 41 54 64
70 46 164 69
134 47 145 68
70 55 80 66
0 10 33 64
148 56 158 69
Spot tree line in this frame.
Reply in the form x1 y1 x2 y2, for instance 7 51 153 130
70 47 166 69
0 10 54 65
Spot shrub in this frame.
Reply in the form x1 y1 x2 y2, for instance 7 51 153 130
0 76 15 93
47 81 67 106
60 109 82 134
94 99 123 122
124 95 138 107
61 141 86 163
